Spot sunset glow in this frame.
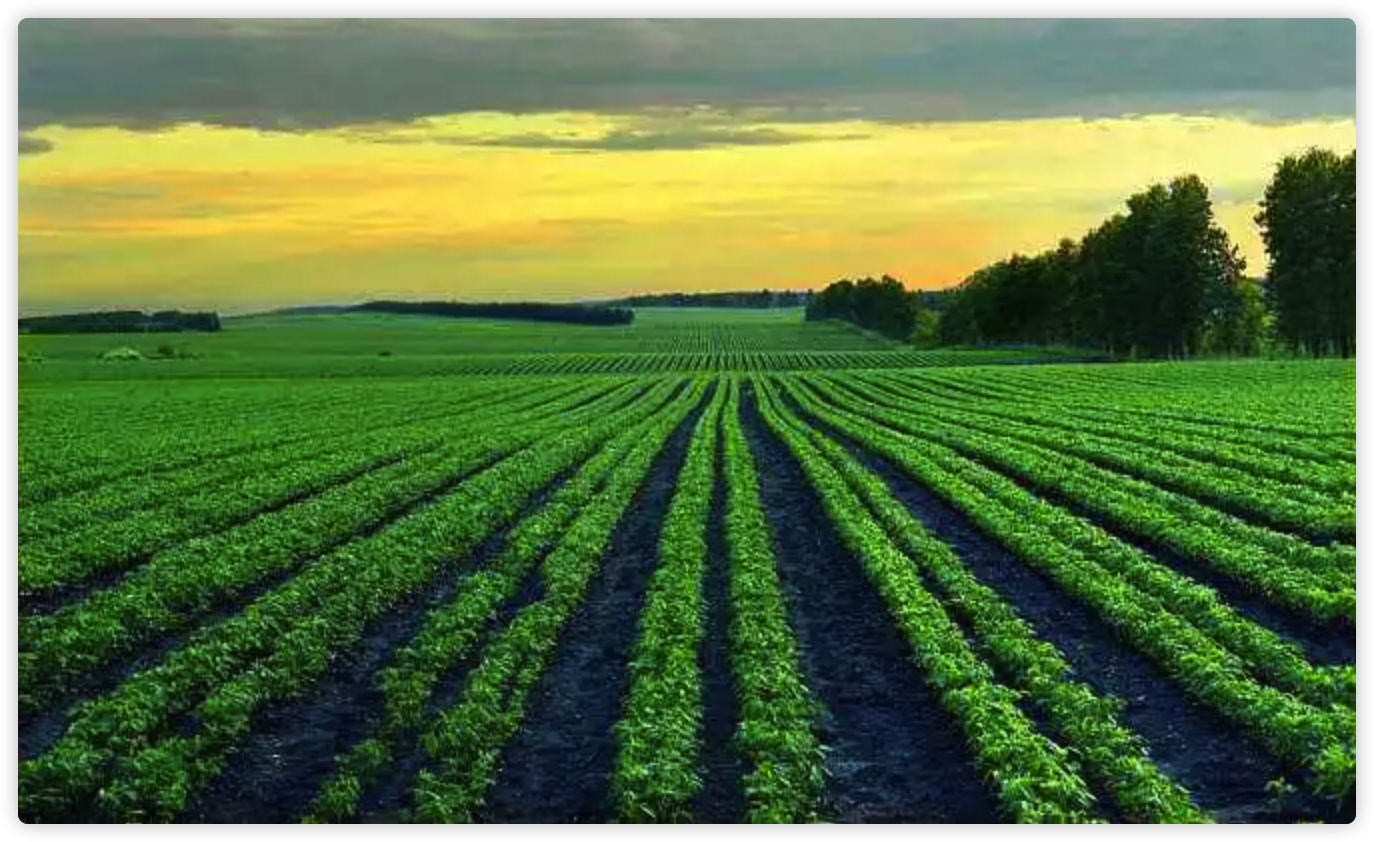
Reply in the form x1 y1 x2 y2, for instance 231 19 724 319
18 20 1355 314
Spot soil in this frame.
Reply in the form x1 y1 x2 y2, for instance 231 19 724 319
690 431 747 823
853 373 1354 546
820 375 1354 667
177 455 585 823
785 389 1349 823
18 443 521 763
739 384 1002 823
477 390 706 822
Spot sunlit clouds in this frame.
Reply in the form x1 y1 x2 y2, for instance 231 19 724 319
18 19 1355 313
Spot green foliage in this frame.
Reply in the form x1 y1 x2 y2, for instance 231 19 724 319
1255 147 1356 357
755 377 1104 823
1202 276 1271 357
17 354 1357 823
805 274 923 341
942 175 1249 358
907 308 942 349
611 381 726 822
783 371 1354 807
718 376 826 823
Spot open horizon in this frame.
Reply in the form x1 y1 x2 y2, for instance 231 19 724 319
19 19 1355 315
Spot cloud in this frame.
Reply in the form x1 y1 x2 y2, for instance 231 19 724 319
399 126 865 152
20 19 1354 132
19 134 54 154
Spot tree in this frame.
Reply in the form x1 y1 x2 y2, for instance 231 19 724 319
1255 147 1356 356
806 275 920 340
1203 275 1268 357
908 308 941 348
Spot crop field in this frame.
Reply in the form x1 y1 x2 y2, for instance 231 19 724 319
18 308 1102 380
16 314 1356 824
16 309 1357 818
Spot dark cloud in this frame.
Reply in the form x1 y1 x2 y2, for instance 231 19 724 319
19 19 1355 132
19 134 54 154
379 126 865 151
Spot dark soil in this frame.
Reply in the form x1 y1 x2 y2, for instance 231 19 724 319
691 431 746 822
19 449 417 618
17 443 524 763
355 564 549 821
970 458 1354 668
821 376 1355 667
785 390 1349 823
177 456 585 824
18 382 624 619
477 390 707 823
842 373 1353 546
359 380 682 821
739 385 1001 824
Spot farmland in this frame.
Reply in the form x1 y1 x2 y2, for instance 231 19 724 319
17 308 1102 379
16 312 1356 823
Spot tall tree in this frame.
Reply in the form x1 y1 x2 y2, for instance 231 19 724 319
1255 147 1356 357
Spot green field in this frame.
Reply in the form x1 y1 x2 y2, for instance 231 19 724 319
17 313 1355 824
18 308 1103 380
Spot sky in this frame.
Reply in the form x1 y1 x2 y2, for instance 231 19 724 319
17 18 1356 315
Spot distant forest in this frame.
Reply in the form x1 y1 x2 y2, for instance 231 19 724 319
352 300 634 326
809 147 1354 358
605 290 813 308
19 310 222 334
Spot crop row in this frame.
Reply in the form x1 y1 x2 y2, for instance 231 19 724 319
793 375 1354 707
18 377 561 506
18 380 636 595
403 382 706 821
854 372 1353 541
760 383 1209 822
17 377 576 543
751 380 1104 822
18 378 689 822
874 370 1355 493
780 376 1355 805
715 375 828 822
17 380 655 716
815 374 1355 621
610 380 727 821
403 348 1101 377
973 362 1355 443
304 378 707 821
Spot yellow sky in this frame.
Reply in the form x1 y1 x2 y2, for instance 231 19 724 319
18 112 1356 314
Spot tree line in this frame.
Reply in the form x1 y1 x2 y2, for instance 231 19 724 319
1257 149 1355 358
19 310 222 334
605 290 813 309
804 275 924 340
936 148 1354 357
352 300 634 326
